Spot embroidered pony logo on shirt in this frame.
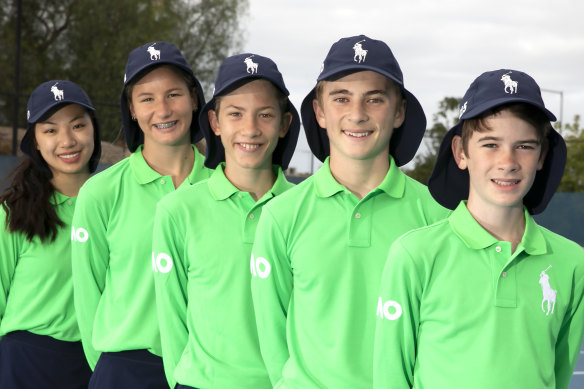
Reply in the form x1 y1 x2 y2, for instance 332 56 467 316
353 40 368 63
539 265 556 316
500 72 518 94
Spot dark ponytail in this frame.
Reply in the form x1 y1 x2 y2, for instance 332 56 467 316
1 158 63 243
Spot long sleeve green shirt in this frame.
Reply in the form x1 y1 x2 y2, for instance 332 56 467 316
153 165 293 388
251 157 449 388
71 145 211 369
1 192 81 341
374 202 584 389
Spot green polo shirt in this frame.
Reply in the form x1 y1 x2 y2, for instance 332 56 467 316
153 164 293 388
250 157 449 388
0 192 81 341
373 201 584 389
72 145 211 369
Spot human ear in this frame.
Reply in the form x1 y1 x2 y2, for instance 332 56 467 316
393 98 406 129
452 135 468 170
208 110 221 136
279 112 293 138
313 99 326 129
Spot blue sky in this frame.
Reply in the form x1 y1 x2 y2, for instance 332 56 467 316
241 0 584 173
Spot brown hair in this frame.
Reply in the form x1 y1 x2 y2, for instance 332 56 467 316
461 102 552 155
1 158 63 243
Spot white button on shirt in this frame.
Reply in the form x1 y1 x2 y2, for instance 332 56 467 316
495 246 502 253
355 213 361 219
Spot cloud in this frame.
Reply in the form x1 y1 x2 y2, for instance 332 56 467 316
242 0 584 173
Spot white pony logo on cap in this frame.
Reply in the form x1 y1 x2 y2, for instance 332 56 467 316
459 101 468 119
147 43 161 60
244 55 258 74
501 72 518 94
353 40 368 63
51 83 64 101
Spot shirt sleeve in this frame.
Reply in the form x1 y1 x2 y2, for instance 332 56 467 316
152 202 189 389
0 209 18 337
71 188 108 369
250 207 293 386
373 238 423 389
554 248 584 389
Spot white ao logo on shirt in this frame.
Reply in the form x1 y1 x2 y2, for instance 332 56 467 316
377 297 402 320
147 44 161 60
539 265 557 316
152 252 173 273
71 226 89 243
244 56 259 74
353 40 368 63
250 253 271 278
500 72 518 94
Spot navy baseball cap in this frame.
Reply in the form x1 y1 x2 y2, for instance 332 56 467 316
300 34 426 166
121 41 205 152
22 80 102 174
199 53 300 169
428 69 567 215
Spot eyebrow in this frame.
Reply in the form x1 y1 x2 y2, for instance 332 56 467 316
477 135 540 144
135 87 184 97
223 104 276 111
327 89 388 97
38 115 86 125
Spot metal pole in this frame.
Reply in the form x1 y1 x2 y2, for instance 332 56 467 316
12 0 23 155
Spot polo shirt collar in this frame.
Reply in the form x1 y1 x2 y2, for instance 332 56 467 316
450 201 547 254
130 145 207 185
50 191 71 205
314 156 405 199
209 163 289 201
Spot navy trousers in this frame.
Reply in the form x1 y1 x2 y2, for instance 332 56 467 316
0 331 91 389
88 349 167 389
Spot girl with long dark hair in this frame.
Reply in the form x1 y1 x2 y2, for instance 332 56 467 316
0 80 101 388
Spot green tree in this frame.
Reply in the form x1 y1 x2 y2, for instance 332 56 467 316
404 97 461 184
0 0 248 144
558 115 584 192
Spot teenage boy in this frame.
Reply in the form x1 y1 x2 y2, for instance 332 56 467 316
250 35 448 388
373 69 584 389
152 53 300 389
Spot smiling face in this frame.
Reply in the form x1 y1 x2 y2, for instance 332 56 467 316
452 108 546 215
313 70 405 165
128 65 197 149
34 103 95 179
208 79 291 172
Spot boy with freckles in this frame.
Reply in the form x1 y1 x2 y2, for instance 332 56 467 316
373 69 584 389
250 35 448 388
